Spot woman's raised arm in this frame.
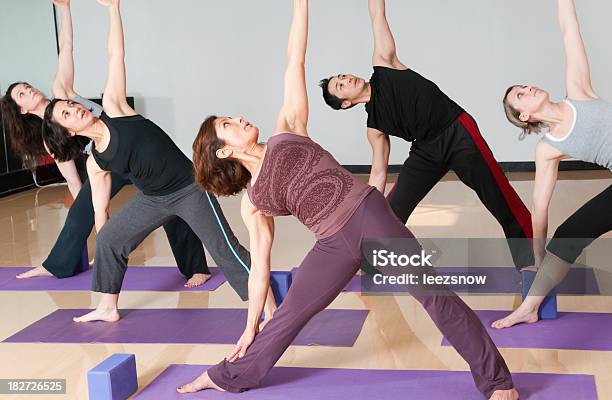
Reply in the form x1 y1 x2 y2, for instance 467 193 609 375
557 0 597 99
274 0 309 137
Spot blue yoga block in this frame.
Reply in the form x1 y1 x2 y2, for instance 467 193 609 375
88 353 138 400
521 270 557 320
78 246 89 273
270 271 293 304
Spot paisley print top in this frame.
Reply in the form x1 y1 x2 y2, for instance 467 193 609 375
247 133 375 239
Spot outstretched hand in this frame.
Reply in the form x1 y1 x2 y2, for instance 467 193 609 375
96 0 120 7
52 0 70 7
227 328 257 363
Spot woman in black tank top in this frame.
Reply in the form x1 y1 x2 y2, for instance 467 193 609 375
41 0 192 221
40 0 254 324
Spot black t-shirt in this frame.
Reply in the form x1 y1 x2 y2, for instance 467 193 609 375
365 66 464 143
92 112 193 196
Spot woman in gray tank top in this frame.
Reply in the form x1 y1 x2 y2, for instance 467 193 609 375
495 0 611 329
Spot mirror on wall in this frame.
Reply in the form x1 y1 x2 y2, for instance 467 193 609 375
0 0 57 176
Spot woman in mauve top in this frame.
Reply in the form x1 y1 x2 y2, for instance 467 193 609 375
183 1 518 399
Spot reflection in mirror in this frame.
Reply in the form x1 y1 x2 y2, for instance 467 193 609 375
0 1 58 191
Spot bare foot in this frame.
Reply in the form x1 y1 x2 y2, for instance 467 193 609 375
489 388 520 400
73 307 120 323
177 371 225 394
16 266 53 279
491 303 539 329
184 273 211 288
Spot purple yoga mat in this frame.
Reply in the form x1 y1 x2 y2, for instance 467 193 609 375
316 267 600 295
441 310 612 351
4 308 368 347
134 364 596 400
0 267 225 292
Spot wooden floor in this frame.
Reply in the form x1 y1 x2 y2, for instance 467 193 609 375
0 171 610 399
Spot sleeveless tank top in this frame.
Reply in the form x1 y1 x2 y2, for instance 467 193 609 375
542 98 612 170
247 133 375 239
91 112 194 196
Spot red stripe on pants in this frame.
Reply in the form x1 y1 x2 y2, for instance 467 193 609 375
457 112 533 238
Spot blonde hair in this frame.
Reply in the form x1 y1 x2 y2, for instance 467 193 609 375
503 85 546 140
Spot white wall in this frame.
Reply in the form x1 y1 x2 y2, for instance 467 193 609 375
59 1 612 163
0 1 57 96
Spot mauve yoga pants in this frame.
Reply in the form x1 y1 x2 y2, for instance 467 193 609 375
208 190 513 398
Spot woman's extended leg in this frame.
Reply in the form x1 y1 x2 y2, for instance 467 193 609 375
361 191 514 398
492 184 612 329
161 216 211 288
184 227 360 393
74 192 173 322
18 173 130 279
169 185 251 301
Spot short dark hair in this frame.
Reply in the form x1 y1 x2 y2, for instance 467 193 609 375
318 77 345 110
0 82 47 159
42 98 89 162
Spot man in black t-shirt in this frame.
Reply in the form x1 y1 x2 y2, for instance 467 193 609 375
319 0 534 274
